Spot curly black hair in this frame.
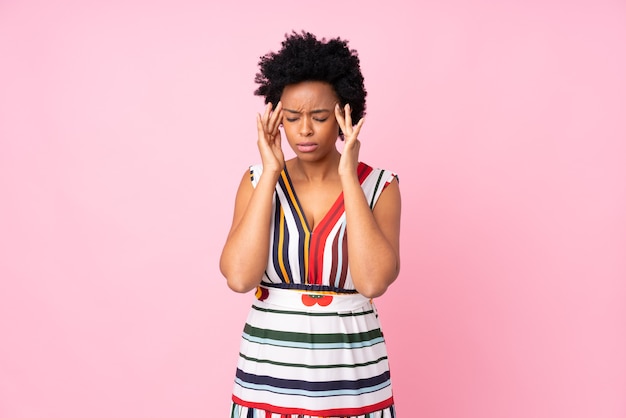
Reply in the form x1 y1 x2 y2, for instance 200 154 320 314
254 31 367 127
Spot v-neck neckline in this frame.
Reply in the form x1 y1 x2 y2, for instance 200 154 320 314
282 165 345 234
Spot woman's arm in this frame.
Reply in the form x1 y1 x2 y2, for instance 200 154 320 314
219 168 280 293
341 176 401 298
220 102 284 293
335 103 401 298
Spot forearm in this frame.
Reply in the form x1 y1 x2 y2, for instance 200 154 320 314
220 172 280 292
342 175 400 298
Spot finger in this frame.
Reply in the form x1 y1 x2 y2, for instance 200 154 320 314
268 101 283 134
262 102 272 123
257 113 265 137
258 113 275 149
267 114 282 143
335 103 346 132
344 104 353 131
262 104 276 136
351 117 365 139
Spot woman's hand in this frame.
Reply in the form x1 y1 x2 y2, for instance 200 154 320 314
335 103 365 177
257 101 284 174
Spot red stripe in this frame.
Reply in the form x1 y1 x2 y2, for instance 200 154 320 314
357 161 374 183
308 193 344 284
328 228 341 285
338 230 349 288
307 162 373 285
232 395 394 416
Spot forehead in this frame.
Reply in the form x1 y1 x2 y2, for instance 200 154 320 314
280 81 338 108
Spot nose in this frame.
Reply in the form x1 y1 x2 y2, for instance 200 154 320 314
299 117 313 137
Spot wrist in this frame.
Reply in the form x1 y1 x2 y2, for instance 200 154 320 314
261 160 284 175
339 171 360 187
259 167 282 183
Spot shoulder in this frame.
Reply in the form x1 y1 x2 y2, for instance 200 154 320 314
248 164 263 186
358 162 399 208
358 162 399 188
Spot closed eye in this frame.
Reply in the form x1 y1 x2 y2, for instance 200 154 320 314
285 117 327 123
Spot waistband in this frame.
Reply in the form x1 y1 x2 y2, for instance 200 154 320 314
254 285 371 312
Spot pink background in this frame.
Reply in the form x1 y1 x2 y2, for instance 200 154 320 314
1 0 625 417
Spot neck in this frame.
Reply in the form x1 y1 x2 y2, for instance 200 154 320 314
288 151 341 182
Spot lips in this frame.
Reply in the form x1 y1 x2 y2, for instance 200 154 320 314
296 142 318 153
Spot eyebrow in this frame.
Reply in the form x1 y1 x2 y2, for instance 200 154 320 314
283 108 332 115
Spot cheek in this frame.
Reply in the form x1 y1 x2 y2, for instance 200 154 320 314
282 124 298 142
325 121 340 135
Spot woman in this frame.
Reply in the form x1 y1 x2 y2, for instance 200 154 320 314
220 31 401 418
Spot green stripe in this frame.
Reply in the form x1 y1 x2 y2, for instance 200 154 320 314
252 304 374 317
243 324 383 344
369 170 385 209
239 352 388 369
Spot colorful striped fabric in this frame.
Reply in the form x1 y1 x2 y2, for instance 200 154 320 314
231 162 398 418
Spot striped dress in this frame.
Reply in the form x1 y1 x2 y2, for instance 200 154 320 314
231 162 398 418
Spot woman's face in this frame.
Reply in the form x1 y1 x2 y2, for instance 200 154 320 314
279 81 340 162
